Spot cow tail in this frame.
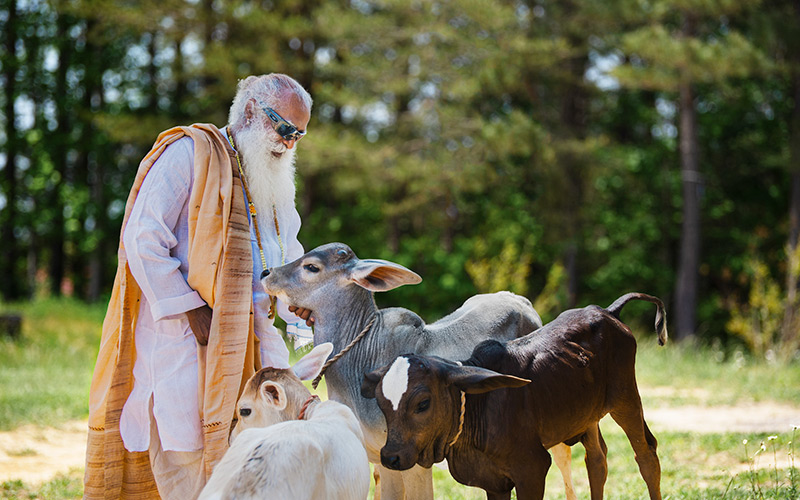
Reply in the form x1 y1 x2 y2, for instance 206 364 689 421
606 293 668 346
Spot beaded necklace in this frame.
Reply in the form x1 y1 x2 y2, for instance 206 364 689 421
227 130 285 317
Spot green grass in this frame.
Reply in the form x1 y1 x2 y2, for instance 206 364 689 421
634 337 800 408
0 298 799 499
1 470 84 500
0 298 104 430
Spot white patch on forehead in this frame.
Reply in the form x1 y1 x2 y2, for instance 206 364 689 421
381 356 411 412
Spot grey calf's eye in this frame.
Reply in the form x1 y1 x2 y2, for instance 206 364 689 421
304 264 320 273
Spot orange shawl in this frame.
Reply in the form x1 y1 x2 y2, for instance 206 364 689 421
83 124 260 499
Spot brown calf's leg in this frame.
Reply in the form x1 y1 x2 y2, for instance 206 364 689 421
581 423 608 500
512 444 552 500
486 491 512 500
610 402 662 500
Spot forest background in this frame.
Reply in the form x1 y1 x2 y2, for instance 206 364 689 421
1 0 799 358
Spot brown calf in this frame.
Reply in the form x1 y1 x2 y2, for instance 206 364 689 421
362 292 667 500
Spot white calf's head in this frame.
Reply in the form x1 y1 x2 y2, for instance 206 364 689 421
229 342 333 442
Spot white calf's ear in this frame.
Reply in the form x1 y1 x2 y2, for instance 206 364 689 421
292 342 334 381
260 381 288 411
349 259 422 292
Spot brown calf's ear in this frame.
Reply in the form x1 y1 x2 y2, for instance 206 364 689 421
445 365 530 395
260 381 288 411
361 365 389 399
349 259 422 292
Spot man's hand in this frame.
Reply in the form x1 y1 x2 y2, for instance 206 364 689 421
187 305 213 346
288 305 315 327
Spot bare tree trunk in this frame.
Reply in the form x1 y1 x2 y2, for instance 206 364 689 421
48 11 72 296
1 0 22 300
172 37 186 120
561 48 588 308
782 2 800 347
81 20 106 301
674 16 702 340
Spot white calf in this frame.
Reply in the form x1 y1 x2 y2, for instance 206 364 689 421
199 343 370 500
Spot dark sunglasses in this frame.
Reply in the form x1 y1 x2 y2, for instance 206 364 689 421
261 105 306 142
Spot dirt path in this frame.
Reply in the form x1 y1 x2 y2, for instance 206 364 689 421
0 419 88 485
1 400 798 486
646 402 799 434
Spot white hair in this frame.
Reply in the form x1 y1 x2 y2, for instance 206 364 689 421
228 73 313 125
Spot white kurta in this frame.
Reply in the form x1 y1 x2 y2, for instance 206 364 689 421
119 127 311 453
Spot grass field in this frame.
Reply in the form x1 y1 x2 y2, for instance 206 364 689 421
1 297 799 499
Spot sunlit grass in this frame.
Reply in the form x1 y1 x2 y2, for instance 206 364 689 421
1 469 84 500
0 298 104 430
634 337 800 407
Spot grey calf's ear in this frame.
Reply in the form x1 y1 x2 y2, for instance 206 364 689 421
444 364 530 395
361 365 389 399
349 259 422 292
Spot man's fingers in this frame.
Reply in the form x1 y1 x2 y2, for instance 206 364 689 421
287 305 314 326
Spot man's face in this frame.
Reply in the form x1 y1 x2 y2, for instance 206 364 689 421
261 97 311 160
235 93 309 213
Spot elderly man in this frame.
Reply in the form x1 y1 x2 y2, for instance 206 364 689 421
84 74 314 499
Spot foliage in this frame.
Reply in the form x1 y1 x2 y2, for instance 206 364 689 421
465 239 533 297
726 256 790 360
0 0 799 351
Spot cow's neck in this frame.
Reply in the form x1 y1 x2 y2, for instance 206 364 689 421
448 390 489 456
312 287 378 350
446 392 509 492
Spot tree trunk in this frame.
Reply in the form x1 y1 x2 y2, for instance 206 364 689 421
561 44 588 308
81 20 106 301
172 37 186 120
1 0 22 300
674 16 702 340
782 1 800 347
48 12 72 296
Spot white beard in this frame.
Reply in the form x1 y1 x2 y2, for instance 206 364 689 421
235 121 298 227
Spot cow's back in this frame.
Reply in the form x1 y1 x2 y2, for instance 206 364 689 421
419 291 541 359
470 306 636 447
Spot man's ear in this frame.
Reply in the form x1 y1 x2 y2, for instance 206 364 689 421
444 365 530 395
260 381 288 411
292 342 334 381
349 259 422 292
244 98 257 123
361 365 390 399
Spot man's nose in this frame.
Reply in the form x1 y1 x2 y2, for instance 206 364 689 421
281 137 297 149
